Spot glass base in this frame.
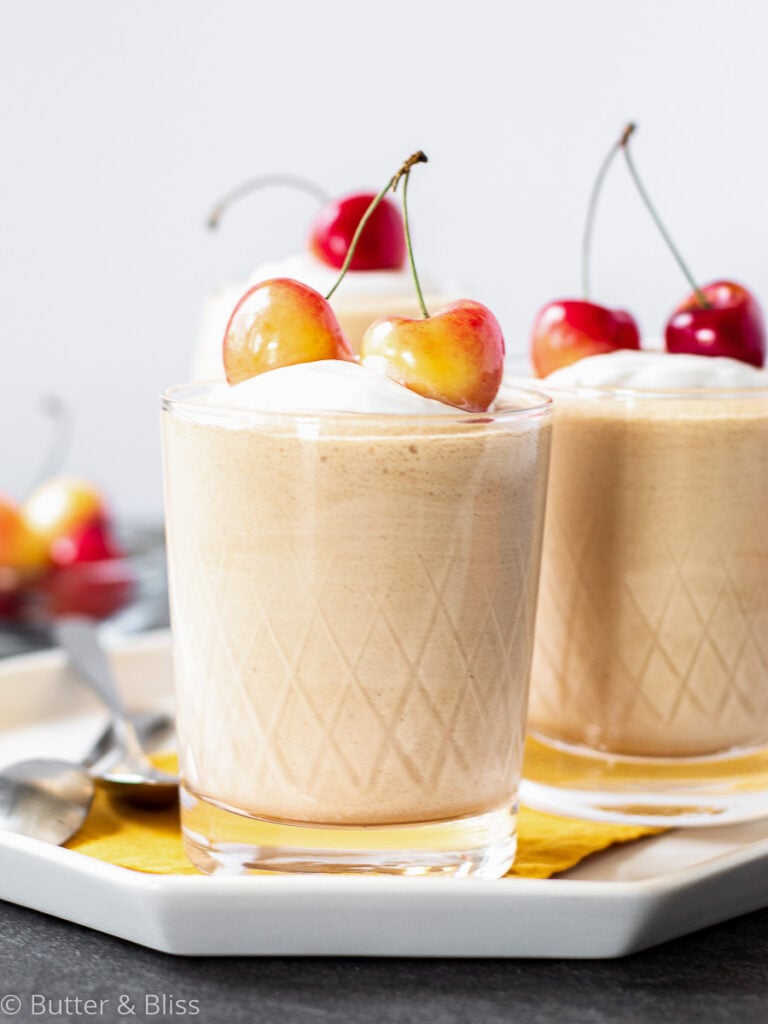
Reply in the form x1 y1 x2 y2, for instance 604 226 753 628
180 785 517 878
521 734 768 827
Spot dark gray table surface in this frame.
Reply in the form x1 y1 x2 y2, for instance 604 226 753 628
0 898 766 1024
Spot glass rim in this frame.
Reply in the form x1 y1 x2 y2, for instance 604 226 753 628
502 372 768 401
160 380 553 424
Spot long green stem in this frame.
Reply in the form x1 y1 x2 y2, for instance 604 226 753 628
325 151 428 304
401 170 429 318
324 177 395 301
621 125 710 308
206 173 330 230
582 132 624 300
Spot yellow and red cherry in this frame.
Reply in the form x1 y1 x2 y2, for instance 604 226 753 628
308 193 406 271
531 301 640 378
223 278 355 385
362 301 505 413
351 151 504 411
22 476 106 547
0 494 47 586
530 124 642 377
0 395 129 620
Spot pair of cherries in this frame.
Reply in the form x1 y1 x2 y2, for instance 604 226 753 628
532 282 766 378
531 125 766 377
0 396 134 622
221 153 505 414
0 476 133 621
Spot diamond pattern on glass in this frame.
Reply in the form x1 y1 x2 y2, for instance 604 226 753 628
530 519 768 755
171 535 538 824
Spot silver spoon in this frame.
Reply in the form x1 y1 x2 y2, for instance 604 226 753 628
0 711 171 845
53 616 178 806
0 760 94 845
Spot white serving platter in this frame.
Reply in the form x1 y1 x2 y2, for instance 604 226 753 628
1 631 768 959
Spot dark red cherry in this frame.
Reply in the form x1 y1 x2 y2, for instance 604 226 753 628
666 281 766 368
308 192 406 271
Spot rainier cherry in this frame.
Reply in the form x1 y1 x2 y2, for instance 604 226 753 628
363 301 504 413
0 389 135 623
223 278 354 385
222 152 506 413
530 124 641 378
23 476 106 546
0 494 47 586
358 152 505 412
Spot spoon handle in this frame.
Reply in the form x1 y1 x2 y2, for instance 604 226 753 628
82 711 171 772
53 617 128 718
52 616 152 769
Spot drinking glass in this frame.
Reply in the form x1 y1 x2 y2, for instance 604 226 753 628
161 383 552 876
523 382 768 826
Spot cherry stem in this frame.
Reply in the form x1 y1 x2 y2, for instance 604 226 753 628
399 168 430 318
26 394 72 497
325 151 429 307
581 133 624 300
620 124 710 308
206 174 331 230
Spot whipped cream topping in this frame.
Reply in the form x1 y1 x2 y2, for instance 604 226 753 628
546 350 768 389
240 252 447 303
207 360 456 415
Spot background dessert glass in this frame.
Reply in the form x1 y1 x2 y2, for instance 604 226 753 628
161 383 552 877
522 381 768 826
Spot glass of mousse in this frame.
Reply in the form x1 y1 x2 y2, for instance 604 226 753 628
162 360 552 877
521 349 768 827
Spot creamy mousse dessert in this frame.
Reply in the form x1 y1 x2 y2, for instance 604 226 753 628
528 350 768 763
166 153 553 874
522 121 768 823
163 362 551 870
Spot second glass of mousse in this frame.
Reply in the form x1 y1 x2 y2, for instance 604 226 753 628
163 362 552 876
522 350 768 826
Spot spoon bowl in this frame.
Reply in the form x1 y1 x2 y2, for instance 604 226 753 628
0 759 95 845
53 616 179 807
0 712 174 845
97 764 178 806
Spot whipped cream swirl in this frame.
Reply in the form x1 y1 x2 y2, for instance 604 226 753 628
208 360 455 415
546 350 768 389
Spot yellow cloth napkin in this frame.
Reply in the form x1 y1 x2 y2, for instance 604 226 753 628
65 753 660 878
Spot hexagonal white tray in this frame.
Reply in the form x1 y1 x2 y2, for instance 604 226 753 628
1 631 768 958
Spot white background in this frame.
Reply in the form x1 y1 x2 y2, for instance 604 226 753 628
1 0 767 519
